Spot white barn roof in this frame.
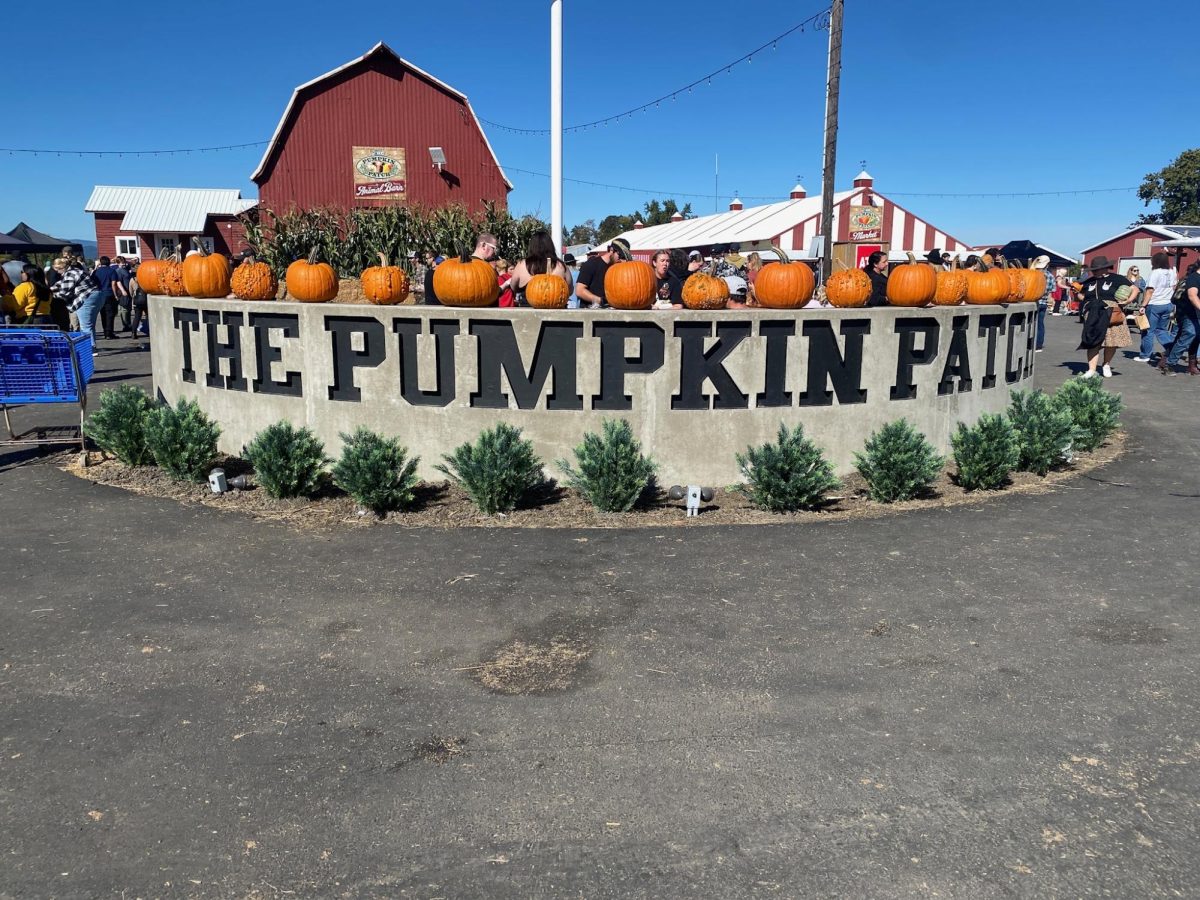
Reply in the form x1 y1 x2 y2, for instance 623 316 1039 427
85 186 258 232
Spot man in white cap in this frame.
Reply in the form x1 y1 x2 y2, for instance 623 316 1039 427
1032 254 1053 352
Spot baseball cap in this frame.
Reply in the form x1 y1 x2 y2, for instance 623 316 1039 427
688 250 702 260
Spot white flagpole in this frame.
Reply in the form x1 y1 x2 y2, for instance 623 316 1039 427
550 0 563 258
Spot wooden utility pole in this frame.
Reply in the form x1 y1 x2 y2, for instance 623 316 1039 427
819 0 844 284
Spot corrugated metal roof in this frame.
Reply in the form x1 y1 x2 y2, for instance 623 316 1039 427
250 43 511 190
85 186 257 232
606 190 862 253
1080 223 1193 254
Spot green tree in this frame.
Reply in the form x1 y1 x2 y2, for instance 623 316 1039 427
1133 148 1200 225
563 220 599 246
596 199 696 241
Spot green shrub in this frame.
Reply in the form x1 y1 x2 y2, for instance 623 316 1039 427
736 423 839 512
951 414 1020 491
1008 389 1080 475
143 399 220 482
83 385 156 465
854 419 944 503
1053 378 1122 452
244 421 328 499
436 423 543 515
332 428 420 513
558 419 657 513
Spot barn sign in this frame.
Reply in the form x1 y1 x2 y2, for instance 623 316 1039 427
352 146 406 199
151 298 1037 483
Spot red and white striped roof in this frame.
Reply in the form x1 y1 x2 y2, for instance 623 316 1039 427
606 179 972 260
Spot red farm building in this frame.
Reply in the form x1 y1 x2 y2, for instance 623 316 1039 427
251 43 512 215
85 186 257 261
1080 224 1200 278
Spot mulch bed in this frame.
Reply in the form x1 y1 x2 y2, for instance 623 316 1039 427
58 430 1126 531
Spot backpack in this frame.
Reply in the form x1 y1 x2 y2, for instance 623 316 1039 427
1172 276 1190 304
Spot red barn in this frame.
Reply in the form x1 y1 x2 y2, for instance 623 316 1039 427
1081 224 1199 277
251 43 511 214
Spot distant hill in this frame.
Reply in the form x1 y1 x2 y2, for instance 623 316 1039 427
75 239 98 258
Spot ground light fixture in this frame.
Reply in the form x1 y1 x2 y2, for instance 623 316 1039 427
668 484 714 517
208 468 250 494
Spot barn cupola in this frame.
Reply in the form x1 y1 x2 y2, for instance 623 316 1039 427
633 219 644 230
790 182 807 199
670 211 684 222
729 195 744 211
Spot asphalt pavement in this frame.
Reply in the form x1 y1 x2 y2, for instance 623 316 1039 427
1 316 1197 898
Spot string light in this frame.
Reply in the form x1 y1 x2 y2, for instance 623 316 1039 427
478 7 831 135
1 140 268 158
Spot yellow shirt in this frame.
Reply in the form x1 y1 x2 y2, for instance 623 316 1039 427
13 281 51 319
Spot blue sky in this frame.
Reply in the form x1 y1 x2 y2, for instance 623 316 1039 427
2 0 1194 256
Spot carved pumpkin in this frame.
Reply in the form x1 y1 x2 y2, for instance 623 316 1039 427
432 252 499 307
159 253 187 297
230 253 278 301
681 272 730 310
824 267 872 307
361 252 410 305
525 258 570 309
754 245 815 308
286 247 339 303
136 247 173 295
933 258 967 305
965 268 1010 304
886 252 937 307
181 238 231 298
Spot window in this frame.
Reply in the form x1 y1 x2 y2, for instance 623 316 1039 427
155 236 177 258
116 235 140 258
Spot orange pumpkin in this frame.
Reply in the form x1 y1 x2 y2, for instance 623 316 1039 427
159 253 187 297
604 260 655 310
136 248 172 294
230 253 278 301
182 238 231 298
681 272 730 310
525 258 570 309
361 252 410 305
286 247 339 303
965 268 1010 305
824 267 872 307
432 252 499 307
1021 267 1047 303
886 252 937 307
754 245 815 308
934 259 967 305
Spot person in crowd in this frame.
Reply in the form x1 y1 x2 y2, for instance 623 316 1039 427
1135 252 1177 362
1077 255 1136 379
0 268 16 322
91 255 120 340
59 258 103 351
576 242 622 309
128 261 149 341
562 253 580 308
725 275 750 309
745 251 763 304
495 258 514 307
1051 272 1067 315
926 249 945 270
506 230 572 308
865 251 889 307
668 248 690 285
422 250 443 305
686 250 707 276
473 232 499 264
13 264 54 324
45 256 64 290
1032 255 1054 352
963 254 982 272
1158 261 1200 376
1124 265 1146 295
651 250 683 309
112 256 134 333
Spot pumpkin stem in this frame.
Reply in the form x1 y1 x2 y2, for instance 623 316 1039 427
833 259 849 270
157 246 171 261
952 255 960 270
307 246 320 265
241 252 257 265
191 236 209 257
377 251 389 268
769 244 791 265
906 251 918 264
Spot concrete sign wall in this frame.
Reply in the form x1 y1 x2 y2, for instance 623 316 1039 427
149 298 1037 484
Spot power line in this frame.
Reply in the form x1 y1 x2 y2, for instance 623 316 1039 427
505 167 1140 201
479 7 832 135
0 141 268 158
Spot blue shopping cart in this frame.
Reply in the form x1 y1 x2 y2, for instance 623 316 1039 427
0 326 94 453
